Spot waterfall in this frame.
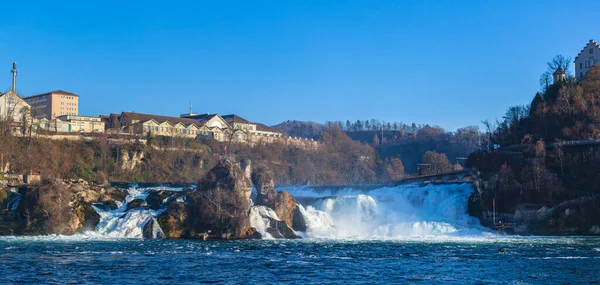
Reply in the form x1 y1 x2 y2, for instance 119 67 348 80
282 183 487 239
6 195 21 211
249 206 281 238
91 186 180 238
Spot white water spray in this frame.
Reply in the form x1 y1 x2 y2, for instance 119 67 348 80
91 186 181 238
282 183 488 239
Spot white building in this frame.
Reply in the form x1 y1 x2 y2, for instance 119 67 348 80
575 39 600 80
0 63 31 134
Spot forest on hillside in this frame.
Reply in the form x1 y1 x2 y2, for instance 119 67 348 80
0 126 409 185
468 61 600 210
274 120 486 173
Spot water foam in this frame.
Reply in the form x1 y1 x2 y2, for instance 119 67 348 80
91 186 172 238
282 183 488 239
249 206 281 239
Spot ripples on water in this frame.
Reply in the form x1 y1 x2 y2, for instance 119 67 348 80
0 236 599 284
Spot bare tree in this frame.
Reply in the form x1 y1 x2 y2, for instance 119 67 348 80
540 54 573 89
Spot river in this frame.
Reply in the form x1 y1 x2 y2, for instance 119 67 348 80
0 183 598 284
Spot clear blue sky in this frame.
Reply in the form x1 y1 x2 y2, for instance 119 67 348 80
1 1 598 130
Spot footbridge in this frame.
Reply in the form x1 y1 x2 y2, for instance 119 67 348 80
395 170 472 184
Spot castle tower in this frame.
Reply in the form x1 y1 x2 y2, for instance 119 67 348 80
553 66 566 84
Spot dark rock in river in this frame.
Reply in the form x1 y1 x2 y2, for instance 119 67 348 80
252 163 277 205
251 163 300 230
73 202 100 232
126 199 147 211
188 159 252 239
157 202 190 238
143 218 165 239
292 206 307 232
146 190 176 210
266 220 301 239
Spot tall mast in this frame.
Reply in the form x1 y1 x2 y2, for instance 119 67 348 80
11 62 17 93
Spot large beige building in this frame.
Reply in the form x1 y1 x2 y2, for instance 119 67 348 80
56 115 104 133
575 39 600 80
24 90 79 119
109 112 232 141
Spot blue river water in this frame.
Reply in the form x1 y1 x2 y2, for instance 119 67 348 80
0 236 599 284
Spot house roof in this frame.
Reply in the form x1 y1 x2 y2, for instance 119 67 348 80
575 39 600 60
122 112 202 127
255 123 277 133
222 114 251 124
24 90 79 99
0 90 15 98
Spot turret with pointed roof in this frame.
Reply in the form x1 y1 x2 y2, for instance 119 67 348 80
553 66 566 83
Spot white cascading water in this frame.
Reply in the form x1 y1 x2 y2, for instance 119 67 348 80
91 186 183 238
87 183 484 239
282 183 488 239
249 206 282 239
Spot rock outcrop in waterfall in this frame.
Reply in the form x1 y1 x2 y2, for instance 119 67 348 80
250 163 302 238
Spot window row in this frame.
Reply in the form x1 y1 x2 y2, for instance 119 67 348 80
143 125 210 135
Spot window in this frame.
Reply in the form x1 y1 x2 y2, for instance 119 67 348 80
591 48 594 54
581 63 583 69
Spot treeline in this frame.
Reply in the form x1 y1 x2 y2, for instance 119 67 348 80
275 119 485 174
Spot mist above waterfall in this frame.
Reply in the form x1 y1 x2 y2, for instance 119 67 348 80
282 183 488 239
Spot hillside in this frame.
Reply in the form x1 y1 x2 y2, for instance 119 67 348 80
271 120 325 139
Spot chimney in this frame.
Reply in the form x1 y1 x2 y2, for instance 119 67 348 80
11 62 17 93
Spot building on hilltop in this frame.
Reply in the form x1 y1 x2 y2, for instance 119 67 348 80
56 115 104 133
23 90 79 119
221 114 283 138
575 39 600 80
0 63 31 135
108 111 232 141
553 66 566 84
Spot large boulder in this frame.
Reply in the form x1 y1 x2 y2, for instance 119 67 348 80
250 206 301 239
188 159 252 239
20 180 78 235
146 190 177 210
251 163 277 205
198 159 252 201
143 218 165 239
71 184 100 204
72 202 100 232
98 187 127 203
292 205 307 232
270 191 297 228
251 164 299 229
157 202 190 238
126 199 147 211
266 221 300 239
